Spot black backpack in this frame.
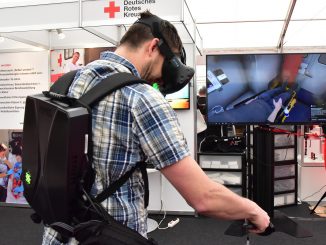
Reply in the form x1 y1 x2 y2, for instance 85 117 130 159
22 71 157 244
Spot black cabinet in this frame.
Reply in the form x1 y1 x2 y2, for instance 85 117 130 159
252 126 298 215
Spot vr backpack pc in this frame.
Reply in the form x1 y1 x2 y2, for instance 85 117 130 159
22 15 194 244
22 71 156 244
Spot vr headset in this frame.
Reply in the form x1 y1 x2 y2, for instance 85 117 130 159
135 15 195 95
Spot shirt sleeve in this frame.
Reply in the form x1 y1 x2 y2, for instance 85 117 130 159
132 87 190 170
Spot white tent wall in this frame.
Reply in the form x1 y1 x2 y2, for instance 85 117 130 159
2 0 326 52
0 1 80 32
186 0 326 53
0 0 202 213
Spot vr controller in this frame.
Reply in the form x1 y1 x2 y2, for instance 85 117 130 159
243 221 275 236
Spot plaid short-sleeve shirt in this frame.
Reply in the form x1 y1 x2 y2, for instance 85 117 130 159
42 52 190 244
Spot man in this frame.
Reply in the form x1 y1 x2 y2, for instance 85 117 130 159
64 51 81 72
43 11 269 244
197 85 207 116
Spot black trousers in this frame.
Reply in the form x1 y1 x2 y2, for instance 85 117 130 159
0 186 7 202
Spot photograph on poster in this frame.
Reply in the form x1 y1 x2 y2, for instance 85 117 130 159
50 47 117 83
50 48 85 83
0 130 27 205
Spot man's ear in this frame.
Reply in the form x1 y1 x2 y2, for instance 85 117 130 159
147 38 160 57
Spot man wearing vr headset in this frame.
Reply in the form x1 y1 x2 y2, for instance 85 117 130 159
43 11 269 245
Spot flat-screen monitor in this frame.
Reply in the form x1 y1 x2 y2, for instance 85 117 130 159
165 84 190 110
206 53 326 125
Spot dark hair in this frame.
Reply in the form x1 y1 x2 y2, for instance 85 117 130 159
0 143 7 152
198 86 206 96
119 11 183 54
9 139 22 155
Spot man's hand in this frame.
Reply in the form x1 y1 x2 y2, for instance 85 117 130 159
246 201 270 234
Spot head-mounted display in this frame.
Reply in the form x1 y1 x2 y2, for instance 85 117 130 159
135 15 194 95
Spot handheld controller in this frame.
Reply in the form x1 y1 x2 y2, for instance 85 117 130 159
243 221 275 236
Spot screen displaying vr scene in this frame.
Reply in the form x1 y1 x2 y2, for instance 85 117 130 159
206 54 326 125
165 84 190 110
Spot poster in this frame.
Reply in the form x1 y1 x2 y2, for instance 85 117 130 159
0 51 49 129
0 51 48 205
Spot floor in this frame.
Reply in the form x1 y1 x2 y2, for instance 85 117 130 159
0 201 325 245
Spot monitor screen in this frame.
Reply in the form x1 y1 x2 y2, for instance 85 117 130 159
206 53 326 125
165 84 190 110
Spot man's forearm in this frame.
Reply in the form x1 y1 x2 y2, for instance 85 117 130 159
161 156 270 232
196 179 261 221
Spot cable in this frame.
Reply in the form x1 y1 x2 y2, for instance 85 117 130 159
198 137 207 153
155 174 171 230
283 134 293 161
157 200 168 230
156 200 180 230
301 184 326 201
157 172 166 229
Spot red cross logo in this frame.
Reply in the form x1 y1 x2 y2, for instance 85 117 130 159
57 53 62 67
104 1 120 18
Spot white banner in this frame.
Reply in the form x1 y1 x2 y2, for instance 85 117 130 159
82 0 183 26
0 0 77 8
0 51 49 129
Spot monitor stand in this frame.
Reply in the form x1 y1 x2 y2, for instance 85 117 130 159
225 126 313 239
310 191 326 214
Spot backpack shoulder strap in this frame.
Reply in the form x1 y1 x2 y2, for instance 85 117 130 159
94 161 149 208
49 71 148 106
49 70 79 94
78 72 148 107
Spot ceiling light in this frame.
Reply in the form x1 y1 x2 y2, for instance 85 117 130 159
56 29 66 40
0 36 5 42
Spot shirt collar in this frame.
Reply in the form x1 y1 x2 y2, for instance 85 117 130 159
100 51 141 78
